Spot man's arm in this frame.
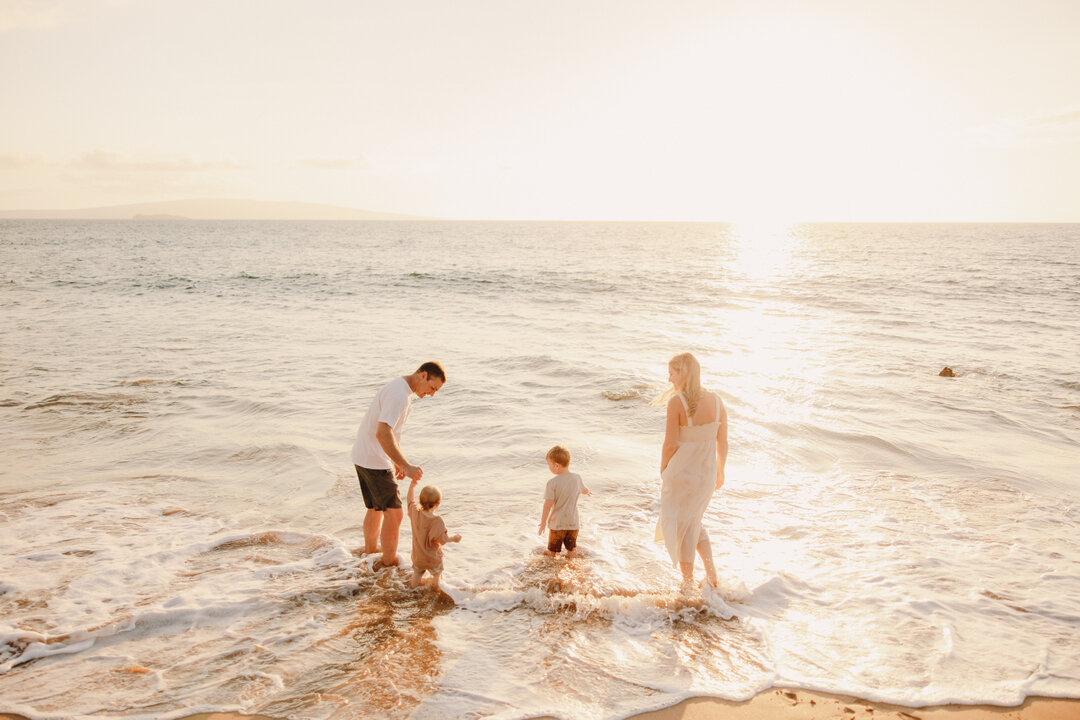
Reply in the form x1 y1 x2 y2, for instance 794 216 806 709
376 422 422 481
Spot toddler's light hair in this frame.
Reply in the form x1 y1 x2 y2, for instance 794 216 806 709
546 445 571 467
419 485 441 511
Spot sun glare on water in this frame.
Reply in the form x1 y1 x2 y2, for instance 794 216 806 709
728 218 801 282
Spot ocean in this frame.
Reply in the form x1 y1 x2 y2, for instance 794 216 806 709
1 220 1078 719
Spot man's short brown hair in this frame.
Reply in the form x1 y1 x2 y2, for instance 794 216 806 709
546 445 571 467
416 361 446 382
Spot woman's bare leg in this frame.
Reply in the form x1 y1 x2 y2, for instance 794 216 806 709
697 531 717 587
678 560 695 584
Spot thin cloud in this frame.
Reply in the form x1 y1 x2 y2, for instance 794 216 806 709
0 153 50 170
0 0 132 32
295 156 372 170
963 106 1080 147
58 170 236 198
1029 108 1080 128
0 0 68 32
71 151 245 172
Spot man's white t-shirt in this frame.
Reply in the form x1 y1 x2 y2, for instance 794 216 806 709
544 472 585 531
351 377 413 470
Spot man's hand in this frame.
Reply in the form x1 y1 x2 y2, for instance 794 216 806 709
537 522 546 536
404 464 423 481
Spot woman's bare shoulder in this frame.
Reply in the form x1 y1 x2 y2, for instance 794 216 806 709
665 394 685 420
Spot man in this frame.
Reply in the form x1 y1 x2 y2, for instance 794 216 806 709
352 361 446 568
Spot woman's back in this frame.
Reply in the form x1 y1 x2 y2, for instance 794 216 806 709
680 392 721 427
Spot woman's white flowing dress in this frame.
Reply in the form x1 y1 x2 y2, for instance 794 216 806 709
656 392 720 566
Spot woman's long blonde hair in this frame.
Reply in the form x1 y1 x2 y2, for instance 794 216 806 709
667 352 704 417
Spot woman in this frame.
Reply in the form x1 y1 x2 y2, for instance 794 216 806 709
656 352 728 588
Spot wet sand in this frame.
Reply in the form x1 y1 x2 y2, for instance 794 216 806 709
617 689 1080 720
3 689 1079 720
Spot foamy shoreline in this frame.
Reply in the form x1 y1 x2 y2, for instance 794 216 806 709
4 689 1080 720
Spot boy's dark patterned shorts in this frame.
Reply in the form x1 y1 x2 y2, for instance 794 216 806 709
547 529 578 553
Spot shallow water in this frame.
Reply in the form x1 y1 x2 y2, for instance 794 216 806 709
1 220 1079 719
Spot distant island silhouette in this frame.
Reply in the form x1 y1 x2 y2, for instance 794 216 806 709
0 198 433 221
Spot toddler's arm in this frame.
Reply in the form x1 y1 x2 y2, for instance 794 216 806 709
538 499 554 535
407 478 419 506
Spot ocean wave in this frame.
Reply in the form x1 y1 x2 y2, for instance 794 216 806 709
445 556 747 627
601 383 656 402
118 378 192 388
0 599 269 674
24 391 146 411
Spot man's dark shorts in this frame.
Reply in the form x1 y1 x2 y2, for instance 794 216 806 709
355 465 401 511
547 529 578 553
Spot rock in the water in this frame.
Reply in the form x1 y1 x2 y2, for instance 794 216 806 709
939 366 955 377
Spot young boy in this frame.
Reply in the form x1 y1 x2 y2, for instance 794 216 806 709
537 445 592 557
407 478 461 589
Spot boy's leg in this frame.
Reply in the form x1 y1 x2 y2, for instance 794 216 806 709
431 570 442 590
546 530 563 556
408 568 423 588
564 530 579 558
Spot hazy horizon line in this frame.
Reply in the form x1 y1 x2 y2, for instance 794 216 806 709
0 197 1077 224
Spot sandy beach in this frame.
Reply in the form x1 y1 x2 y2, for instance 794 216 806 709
622 689 1080 720
4 689 1079 720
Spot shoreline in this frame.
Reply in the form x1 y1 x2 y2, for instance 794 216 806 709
613 689 1080 720
4 689 1079 720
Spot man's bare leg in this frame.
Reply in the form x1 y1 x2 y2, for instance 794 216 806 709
363 509 382 554
379 507 404 566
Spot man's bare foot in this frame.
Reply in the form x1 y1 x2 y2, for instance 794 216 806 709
566 550 579 559
543 550 557 557
373 557 399 571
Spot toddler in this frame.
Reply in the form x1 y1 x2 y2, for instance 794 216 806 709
407 478 461 589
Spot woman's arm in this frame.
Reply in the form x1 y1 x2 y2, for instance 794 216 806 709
661 395 683 474
715 397 728 489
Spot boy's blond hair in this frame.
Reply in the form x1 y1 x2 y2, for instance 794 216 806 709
546 445 571 467
419 485 441 511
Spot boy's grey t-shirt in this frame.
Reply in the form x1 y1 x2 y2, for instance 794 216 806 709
544 472 585 531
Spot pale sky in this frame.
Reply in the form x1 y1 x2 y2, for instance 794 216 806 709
1 0 1078 221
